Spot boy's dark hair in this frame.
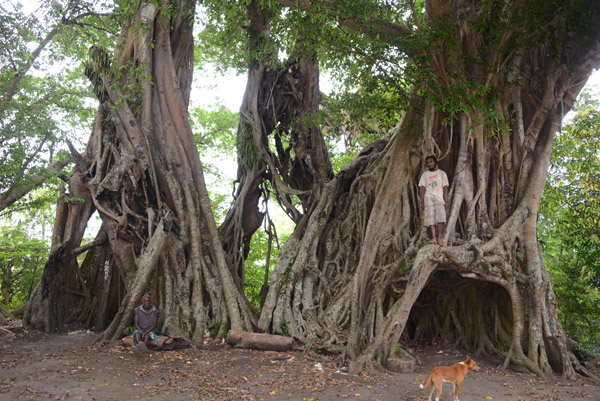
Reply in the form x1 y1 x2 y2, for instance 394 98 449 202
425 155 437 164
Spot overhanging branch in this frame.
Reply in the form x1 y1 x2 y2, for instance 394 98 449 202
275 0 411 41
71 231 108 257
0 158 70 212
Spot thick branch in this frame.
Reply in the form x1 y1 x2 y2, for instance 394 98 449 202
0 159 70 212
0 11 106 112
275 0 411 40
1 28 60 111
71 231 108 257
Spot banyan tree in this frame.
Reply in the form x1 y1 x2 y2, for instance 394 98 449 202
23 0 600 378
24 0 255 343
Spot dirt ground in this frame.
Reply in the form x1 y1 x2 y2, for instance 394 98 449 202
1 323 599 401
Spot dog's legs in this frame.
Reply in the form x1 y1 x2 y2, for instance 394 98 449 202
427 386 434 401
454 380 464 401
434 381 443 401
451 382 457 401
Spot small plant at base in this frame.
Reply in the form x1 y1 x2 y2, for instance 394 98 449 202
209 321 221 338
209 321 230 339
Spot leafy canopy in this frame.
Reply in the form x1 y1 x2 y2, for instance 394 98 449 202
539 89 600 357
0 0 121 214
0 224 49 309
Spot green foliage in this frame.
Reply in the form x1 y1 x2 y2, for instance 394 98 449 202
328 148 357 175
197 0 414 130
280 321 288 335
189 103 239 222
190 104 238 151
123 325 134 336
0 186 56 309
539 89 600 357
323 126 381 174
0 225 48 308
243 225 290 311
2 184 60 219
395 345 405 358
0 1 122 214
549 270 600 358
64 196 85 204
238 122 260 170
196 1 257 73
209 320 229 339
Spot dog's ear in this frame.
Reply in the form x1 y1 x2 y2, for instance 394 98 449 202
465 355 471 362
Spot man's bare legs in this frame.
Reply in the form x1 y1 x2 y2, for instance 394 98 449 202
429 222 445 245
135 331 143 345
428 225 438 244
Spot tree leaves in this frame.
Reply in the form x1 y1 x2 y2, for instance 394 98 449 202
0 0 121 214
539 89 600 356
0 225 48 308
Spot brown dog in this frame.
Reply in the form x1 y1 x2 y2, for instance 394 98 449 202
419 356 480 401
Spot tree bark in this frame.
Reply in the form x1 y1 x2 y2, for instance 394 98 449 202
218 0 333 291
25 0 254 343
226 329 293 351
22 0 600 380
257 0 600 378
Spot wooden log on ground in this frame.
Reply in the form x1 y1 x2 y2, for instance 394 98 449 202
386 354 415 373
226 329 293 352
122 336 134 347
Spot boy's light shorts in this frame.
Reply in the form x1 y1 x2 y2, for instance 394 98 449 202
424 196 446 226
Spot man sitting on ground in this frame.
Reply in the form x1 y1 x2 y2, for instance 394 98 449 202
133 294 159 352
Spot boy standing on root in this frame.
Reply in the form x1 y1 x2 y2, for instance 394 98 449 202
419 155 449 245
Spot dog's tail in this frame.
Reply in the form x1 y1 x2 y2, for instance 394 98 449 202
419 372 433 389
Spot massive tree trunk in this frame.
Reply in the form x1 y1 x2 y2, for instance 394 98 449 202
24 0 254 343
257 0 600 377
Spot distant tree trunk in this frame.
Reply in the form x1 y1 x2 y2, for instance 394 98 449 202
218 0 333 295
257 0 600 377
24 0 254 343
1 263 14 306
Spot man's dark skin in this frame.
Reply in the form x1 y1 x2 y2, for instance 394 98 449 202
134 295 157 348
420 157 448 245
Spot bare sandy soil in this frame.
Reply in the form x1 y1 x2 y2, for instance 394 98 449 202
1 324 599 401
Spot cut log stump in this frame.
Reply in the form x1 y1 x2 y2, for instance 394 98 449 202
385 353 416 373
226 329 293 352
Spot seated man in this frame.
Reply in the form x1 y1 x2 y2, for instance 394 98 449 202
133 294 159 352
